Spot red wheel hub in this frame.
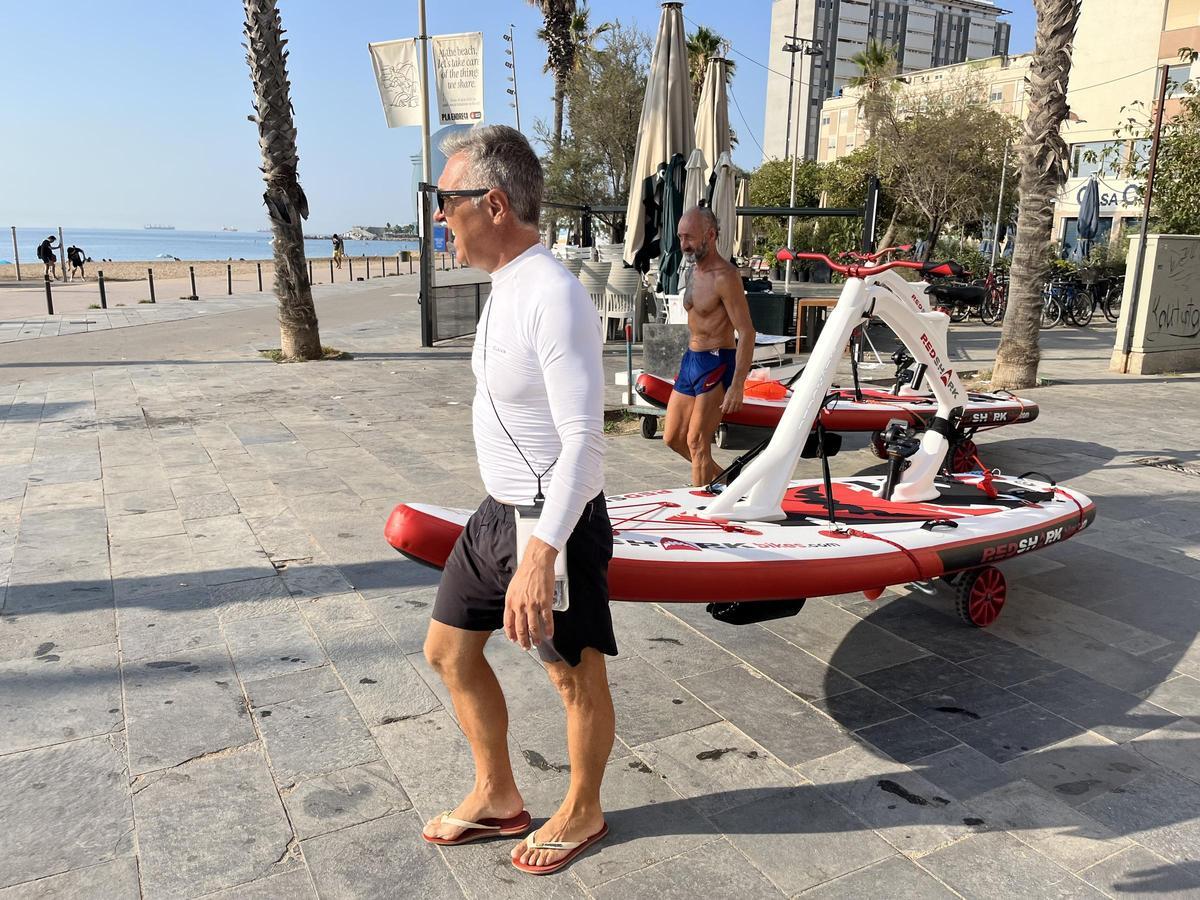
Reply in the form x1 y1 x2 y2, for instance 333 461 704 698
951 439 979 473
966 567 1006 626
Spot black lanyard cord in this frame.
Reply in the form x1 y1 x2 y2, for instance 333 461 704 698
482 298 557 502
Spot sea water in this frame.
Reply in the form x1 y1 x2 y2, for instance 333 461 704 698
2 227 419 264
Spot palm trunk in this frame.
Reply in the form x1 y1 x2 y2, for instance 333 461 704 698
879 207 899 252
992 0 1081 389
244 0 321 360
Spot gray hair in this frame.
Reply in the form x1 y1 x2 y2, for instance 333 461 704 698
440 125 543 227
689 205 720 237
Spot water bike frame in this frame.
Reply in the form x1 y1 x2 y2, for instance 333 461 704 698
705 250 967 522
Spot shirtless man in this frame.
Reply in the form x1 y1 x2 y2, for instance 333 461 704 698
662 207 755 487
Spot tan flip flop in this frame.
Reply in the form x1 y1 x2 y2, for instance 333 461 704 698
512 822 609 875
422 809 532 846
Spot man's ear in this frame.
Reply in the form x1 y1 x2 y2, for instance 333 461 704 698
486 189 509 224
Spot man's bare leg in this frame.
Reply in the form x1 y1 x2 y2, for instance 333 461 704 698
422 621 524 839
513 648 613 868
662 390 695 464
687 385 727 487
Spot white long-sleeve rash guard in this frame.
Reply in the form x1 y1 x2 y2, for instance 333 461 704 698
471 242 606 551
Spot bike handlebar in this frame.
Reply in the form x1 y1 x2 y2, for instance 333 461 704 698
777 248 964 279
836 244 913 263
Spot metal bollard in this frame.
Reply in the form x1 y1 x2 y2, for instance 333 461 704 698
349 257 355 281
308 260 313 285
366 256 371 279
98 270 108 309
329 258 334 282
409 256 413 275
227 264 232 295
257 262 263 291
188 265 198 301
44 274 54 314
147 268 156 303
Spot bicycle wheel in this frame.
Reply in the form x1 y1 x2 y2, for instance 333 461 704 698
980 289 1006 325
1103 283 1123 323
949 304 968 323
1041 295 1063 328
1067 289 1094 326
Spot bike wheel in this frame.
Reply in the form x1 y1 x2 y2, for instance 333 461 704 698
980 291 1004 325
1103 284 1122 323
950 305 968 323
1041 295 1063 329
1068 290 1094 327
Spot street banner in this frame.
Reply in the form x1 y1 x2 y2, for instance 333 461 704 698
368 38 423 128
430 32 485 126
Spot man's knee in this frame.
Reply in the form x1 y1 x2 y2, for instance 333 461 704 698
545 652 609 707
424 629 482 683
686 428 712 458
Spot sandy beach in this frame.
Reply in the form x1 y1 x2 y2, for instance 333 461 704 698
0 253 424 283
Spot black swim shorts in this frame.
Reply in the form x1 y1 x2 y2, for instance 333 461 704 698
432 493 617 666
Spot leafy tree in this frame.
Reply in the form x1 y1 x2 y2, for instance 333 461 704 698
992 0 1082 390
847 40 900 144
539 23 650 241
527 2 610 156
686 25 735 106
243 0 320 360
747 157 821 252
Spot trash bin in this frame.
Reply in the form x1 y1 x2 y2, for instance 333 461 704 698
745 292 795 337
400 250 411 262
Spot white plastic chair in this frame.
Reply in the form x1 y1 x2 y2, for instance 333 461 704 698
604 264 643 338
578 262 609 318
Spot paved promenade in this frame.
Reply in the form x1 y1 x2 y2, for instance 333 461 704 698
2 279 1200 898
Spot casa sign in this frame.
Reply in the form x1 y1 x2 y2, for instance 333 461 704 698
1075 182 1141 209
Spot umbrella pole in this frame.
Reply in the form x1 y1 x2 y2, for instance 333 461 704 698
990 141 1008 271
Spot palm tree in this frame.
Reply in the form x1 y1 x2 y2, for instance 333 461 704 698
687 26 735 106
992 0 1082 390
243 0 320 360
847 40 899 142
528 2 610 154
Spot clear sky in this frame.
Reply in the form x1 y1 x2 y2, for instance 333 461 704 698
0 1 1035 234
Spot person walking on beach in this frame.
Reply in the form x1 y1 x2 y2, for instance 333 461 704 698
331 233 344 268
662 206 756 487
67 245 86 281
420 125 615 877
37 236 60 280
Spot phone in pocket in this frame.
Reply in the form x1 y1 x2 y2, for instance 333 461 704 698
513 503 569 612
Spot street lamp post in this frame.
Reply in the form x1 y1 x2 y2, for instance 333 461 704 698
781 36 823 291
504 26 521 131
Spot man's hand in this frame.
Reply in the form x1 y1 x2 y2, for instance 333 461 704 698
722 383 745 414
504 538 557 650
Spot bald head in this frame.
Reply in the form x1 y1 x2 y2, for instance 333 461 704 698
678 206 719 263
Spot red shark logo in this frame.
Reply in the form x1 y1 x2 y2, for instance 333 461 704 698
940 369 954 386
660 537 701 551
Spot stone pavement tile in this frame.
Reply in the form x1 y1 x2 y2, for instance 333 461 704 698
27 454 101 487
296 591 377 638
844 595 1009 664
812 688 907 731
680 665 854 767
1081 769 1200 866
1011 669 1179 743
960 644 1064 687
900 675 1027 732
178 491 240 520
109 533 194 580
22 480 103 511
967 779 1131 871
591 838 784 900
255 689 379 785
197 545 278 585
250 520 322 565
608 656 721 748
198 868 318 900
855 714 961 764
1127 718 1200 785
0 597 116 663
281 759 411 840
225 477 281 502
909 744 1015 801
634 721 804 818
762 598 927 677
115 589 223 661
280 562 355 600
319 625 440 728
133 746 300 899
0 857 140 900
669 604 857 700
1140 674 1200 717
797 742 971 857
184 513 258 551
1003 732 1146 807
798 855 958 899
607 602 737 681
231 422 296 445
106 508 186 542
244 664 344 708
1078 845 1200 898
920 830 1105 898
0 735 134 890
211 574 295 622
101 465 168 496
104 487 177 517
374 710 480 817
234 491 291 521
302 811 462 900
113 570 201 606
123 647 256 775
951 703 1084 764
224 611 327 682
714 786 894 895
270 469 351 498
854 656 974 703
169 472 228 498
0 643 122 755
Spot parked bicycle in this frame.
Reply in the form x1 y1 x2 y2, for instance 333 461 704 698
978 269 1008 325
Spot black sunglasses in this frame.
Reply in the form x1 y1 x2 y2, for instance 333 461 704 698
436 188 489 213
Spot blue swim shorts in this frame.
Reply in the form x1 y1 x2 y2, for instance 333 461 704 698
674 348 736 397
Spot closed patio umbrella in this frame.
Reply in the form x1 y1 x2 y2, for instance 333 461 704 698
658 152 687 293
622 2 695 276
694 57 731 187
683 148 708 212
733 176 751 259
1076 175 1101 260
709 151 737 261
